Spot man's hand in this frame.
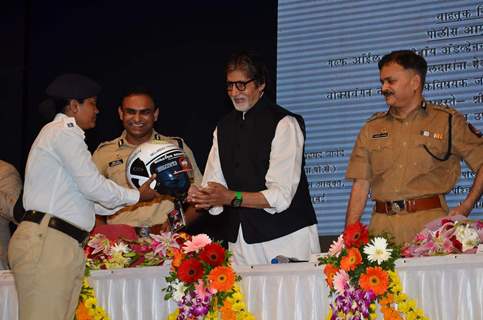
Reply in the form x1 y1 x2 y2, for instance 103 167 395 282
187 185 202 203
448 202 472 217
188 182 233 209
345 179 370 227
138 174 161 202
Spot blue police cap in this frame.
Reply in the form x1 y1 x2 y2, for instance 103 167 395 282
46 73 101 100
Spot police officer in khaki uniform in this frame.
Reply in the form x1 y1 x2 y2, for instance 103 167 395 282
345 50 483 245
0 160 22 269
92 87 203 231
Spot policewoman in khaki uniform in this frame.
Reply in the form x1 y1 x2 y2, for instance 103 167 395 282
345 50 483 245
92 88 202 231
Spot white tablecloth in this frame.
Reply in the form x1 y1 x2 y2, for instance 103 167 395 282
1 254 482 320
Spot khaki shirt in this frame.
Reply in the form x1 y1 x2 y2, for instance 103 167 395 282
0 160 22 222
92 131 203 226
346 102 483 201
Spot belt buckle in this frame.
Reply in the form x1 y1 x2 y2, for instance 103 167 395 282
386 201 401 215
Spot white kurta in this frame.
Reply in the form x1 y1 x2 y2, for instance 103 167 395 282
202 115 320 265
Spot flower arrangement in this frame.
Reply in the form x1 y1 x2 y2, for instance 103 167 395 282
163 233 255 320
76 230 254 320
75 276 110 320
84 232 178 270
402 215 483 257
76 229 175 320
320 222 428 320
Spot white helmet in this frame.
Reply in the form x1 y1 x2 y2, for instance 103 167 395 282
126 142 192 197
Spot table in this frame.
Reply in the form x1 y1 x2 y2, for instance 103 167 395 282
1 254 482 320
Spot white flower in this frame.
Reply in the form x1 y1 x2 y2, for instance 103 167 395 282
363 237 392 265
111 242 130 254
455 224 480 252
172 280 186 302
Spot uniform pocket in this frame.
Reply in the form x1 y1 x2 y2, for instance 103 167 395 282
413 135 448 171
106 161 128 185
8 222 45 272
418 135 449 159
368 139 393 175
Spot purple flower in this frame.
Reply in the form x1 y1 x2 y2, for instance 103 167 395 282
329 285 376 319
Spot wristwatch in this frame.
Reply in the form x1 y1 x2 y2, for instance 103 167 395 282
231 191 243 207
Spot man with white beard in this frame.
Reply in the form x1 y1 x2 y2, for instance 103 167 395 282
188 51 320 265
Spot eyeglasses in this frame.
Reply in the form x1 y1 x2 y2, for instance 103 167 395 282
226 79 255 91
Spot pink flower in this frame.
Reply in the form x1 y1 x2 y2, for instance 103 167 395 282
194 279 216 299
87 234 111 255
182 234 212 253
333 269 349 295
328 234 344 257
401 246 412 257
414 231 428 243
150 232 180 257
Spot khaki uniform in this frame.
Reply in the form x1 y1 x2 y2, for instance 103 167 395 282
0 160 22 269
346 102 483 244
92 131 203 226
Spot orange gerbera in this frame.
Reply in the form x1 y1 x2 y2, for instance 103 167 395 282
323 264 339 288
340 248 362 271
359 266 389 296
208 266 235 292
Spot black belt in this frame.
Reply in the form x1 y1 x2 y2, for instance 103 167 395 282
23 210 89 247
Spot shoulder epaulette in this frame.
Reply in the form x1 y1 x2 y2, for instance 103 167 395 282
367 112 386 122
60 116 76 129
430 103 457 115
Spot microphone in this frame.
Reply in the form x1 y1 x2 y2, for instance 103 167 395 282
270 255 307 264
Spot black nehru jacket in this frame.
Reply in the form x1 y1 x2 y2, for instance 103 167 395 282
217 96 318 244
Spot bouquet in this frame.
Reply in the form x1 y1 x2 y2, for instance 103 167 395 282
319 222 427 320
77 229 181 320
402 215 483 257
84 232 177 270
163 234 255 320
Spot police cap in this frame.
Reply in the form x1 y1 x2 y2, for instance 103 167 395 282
46 73 101 100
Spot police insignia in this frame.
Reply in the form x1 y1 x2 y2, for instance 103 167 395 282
108 159 123 167
433 133 443 140
468 123 482 138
